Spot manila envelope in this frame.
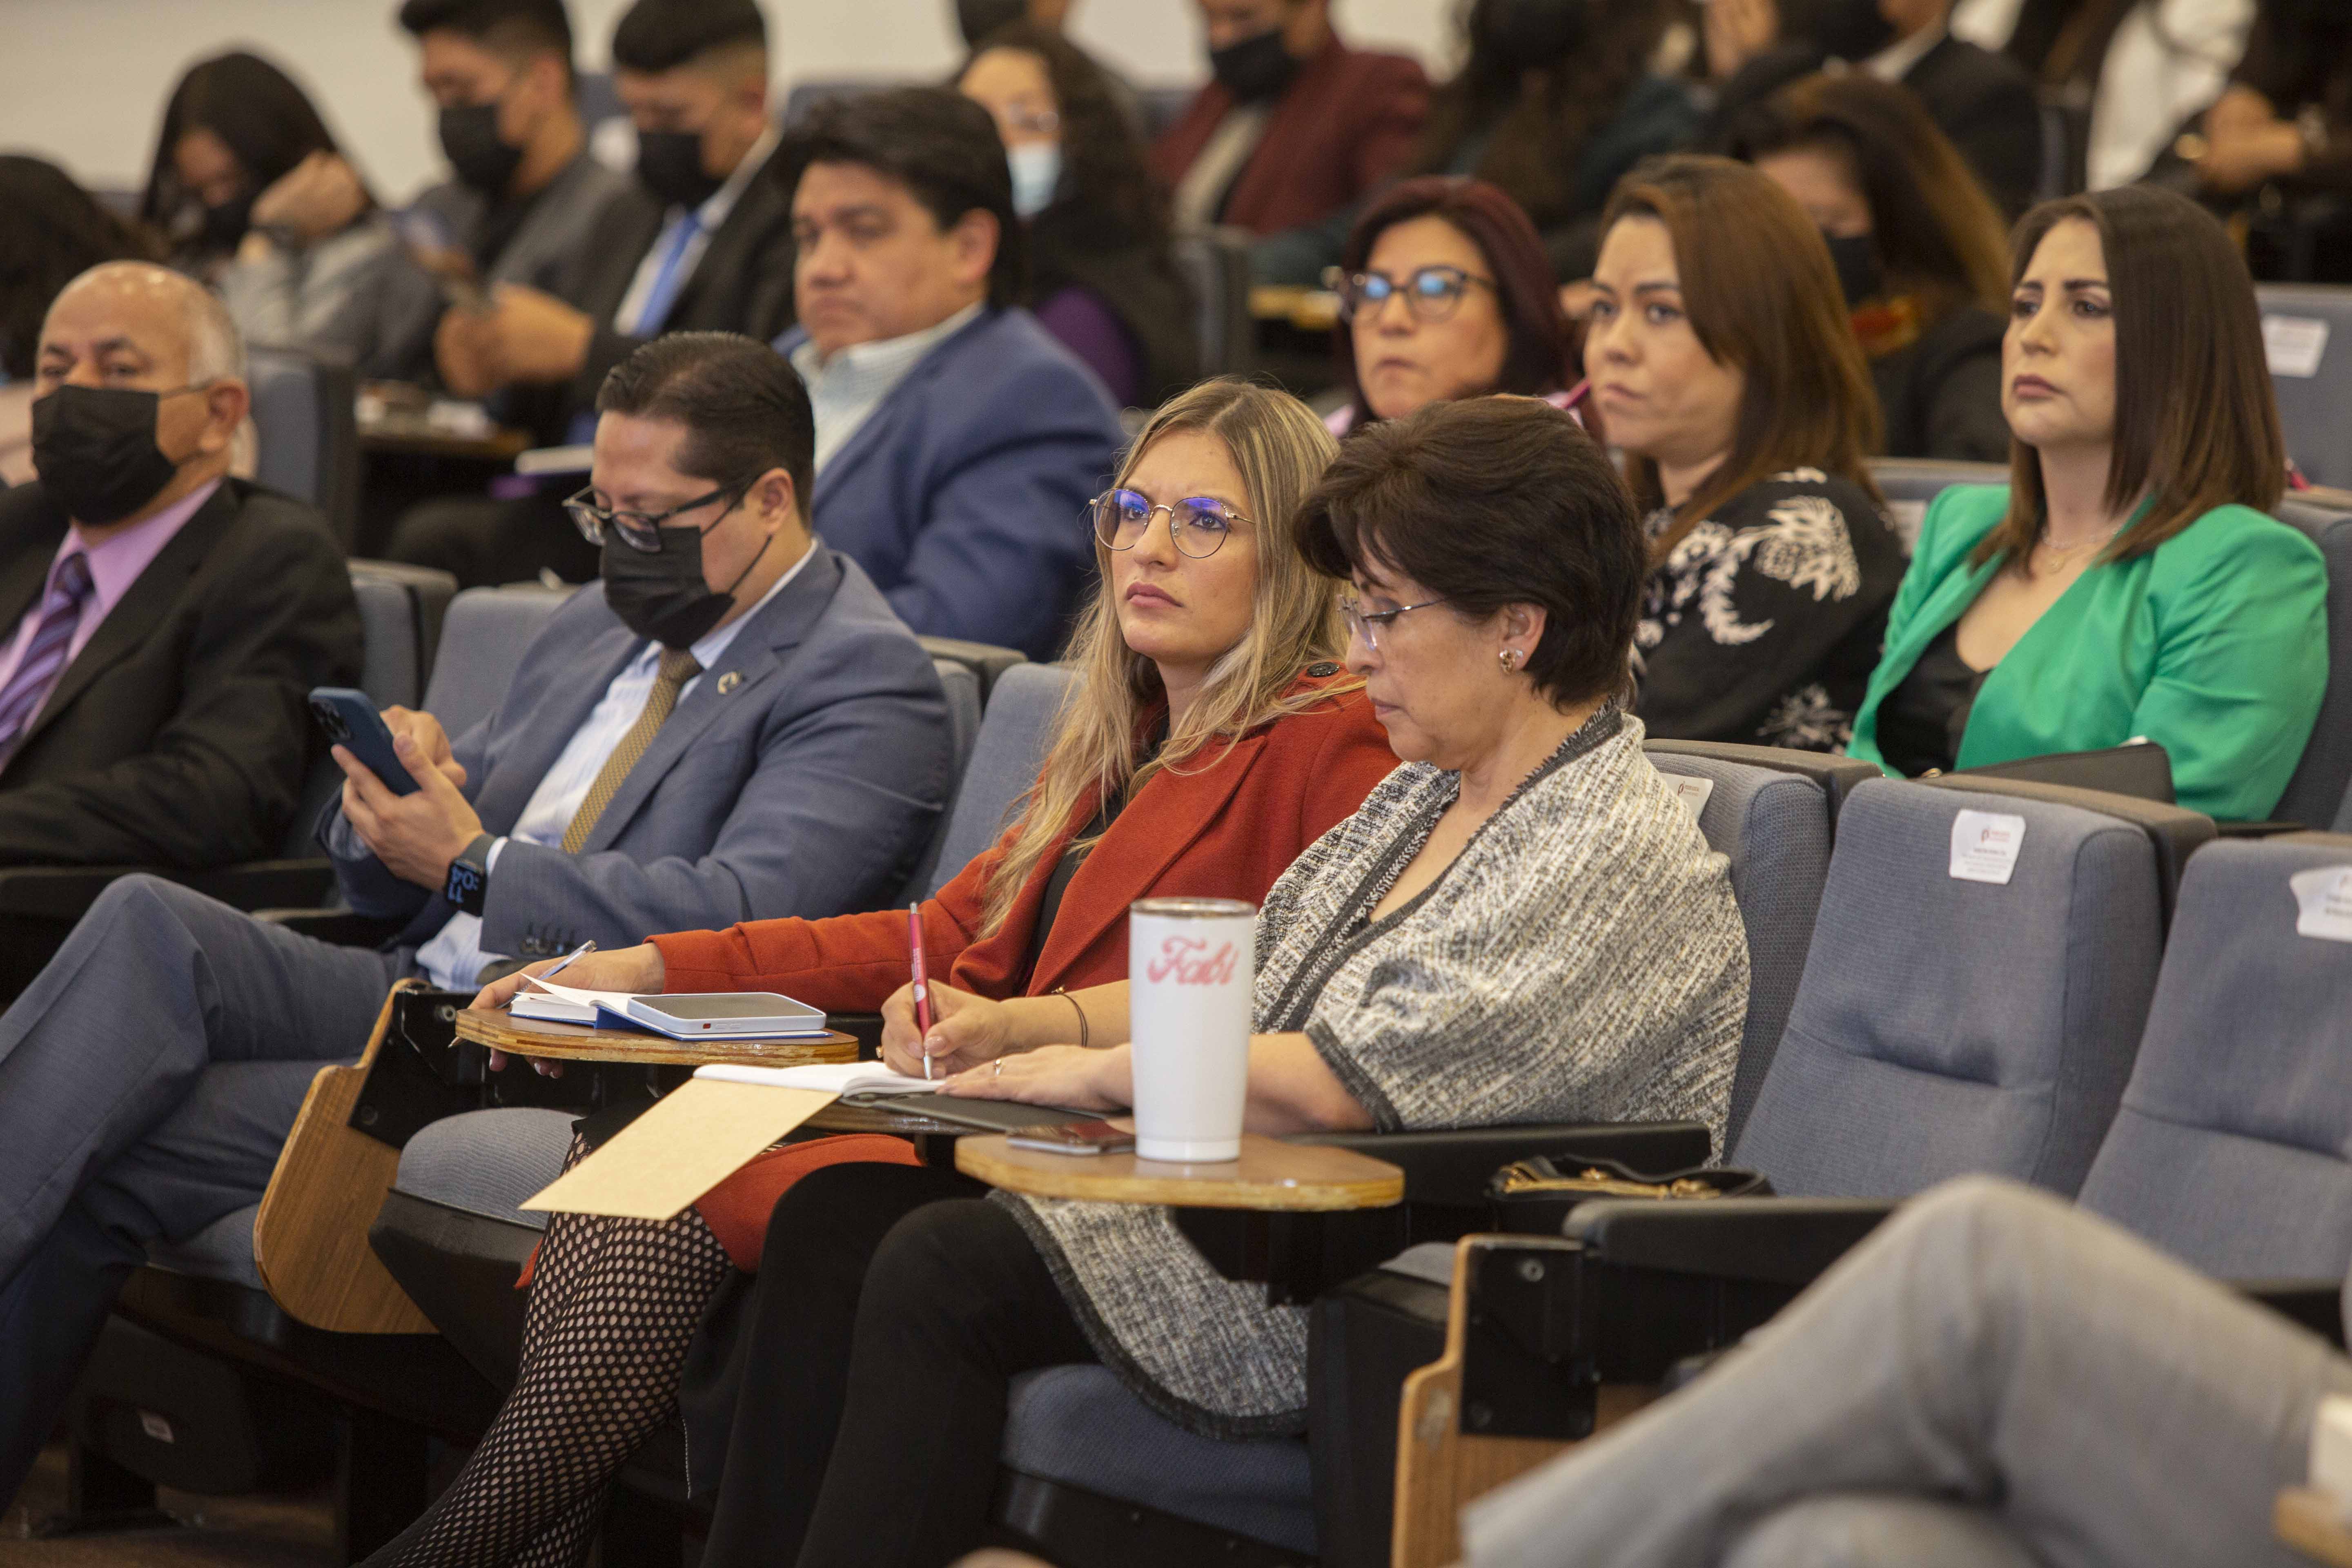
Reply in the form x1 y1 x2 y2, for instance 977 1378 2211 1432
521 1080 837 1221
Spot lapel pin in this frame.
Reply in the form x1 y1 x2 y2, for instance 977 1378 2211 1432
716 670 742 695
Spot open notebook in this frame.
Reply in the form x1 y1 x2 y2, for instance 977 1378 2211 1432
693 1062 933 1096
511 974 643 1026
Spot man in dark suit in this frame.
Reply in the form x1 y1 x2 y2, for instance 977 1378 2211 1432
391 0 799 586
0 332 956 1498
1706 0 2044 216
773 88 1125 659
1150 0 1430 235
0 262 359 871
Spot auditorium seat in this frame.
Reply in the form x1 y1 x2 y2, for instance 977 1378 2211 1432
780 76 903 125
1866 457 2005 552
420 582 577 741
1642 741 1881 1149
1174 229 1256 378
2071 832 2352 1283
2270 494 2352 829
2259 284 2352 488
248 345 362 550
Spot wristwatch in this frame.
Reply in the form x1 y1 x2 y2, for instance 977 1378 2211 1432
445 833 495 916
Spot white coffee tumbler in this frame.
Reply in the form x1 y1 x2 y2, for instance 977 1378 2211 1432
1127 896 1256 1162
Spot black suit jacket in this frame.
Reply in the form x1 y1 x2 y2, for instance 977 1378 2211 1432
559 143 800 415
1712 35 2043 216
0 478 361 869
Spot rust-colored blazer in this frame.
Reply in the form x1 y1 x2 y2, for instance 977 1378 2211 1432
650 670 1396 1004
1149 37 1430 236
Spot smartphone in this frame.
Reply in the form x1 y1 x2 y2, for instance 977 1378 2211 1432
1007 1118 1137 1157
309 687 419 795
624 992 831 1037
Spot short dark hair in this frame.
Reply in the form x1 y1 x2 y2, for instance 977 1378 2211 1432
396 0 575 81
774 87 1025 308
1298 397 1646 707
595 332 815 513
1974 185 2285 570
611 0 764 74
1334 175 1571 429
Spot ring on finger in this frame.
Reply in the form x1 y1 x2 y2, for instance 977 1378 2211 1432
993 1059 1002 1078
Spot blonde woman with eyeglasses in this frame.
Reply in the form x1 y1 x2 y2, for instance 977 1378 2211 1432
361 377 1396 1567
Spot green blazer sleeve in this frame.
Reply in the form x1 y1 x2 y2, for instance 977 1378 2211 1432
2123 506 2328 822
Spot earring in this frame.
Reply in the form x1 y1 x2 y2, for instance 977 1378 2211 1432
1499 648 1523 673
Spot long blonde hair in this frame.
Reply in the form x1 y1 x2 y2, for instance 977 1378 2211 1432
980 379 1350 935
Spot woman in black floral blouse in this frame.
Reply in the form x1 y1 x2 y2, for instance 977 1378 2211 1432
1586 154 1905 751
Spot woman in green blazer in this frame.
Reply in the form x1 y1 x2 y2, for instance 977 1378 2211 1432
1847 186 2327 822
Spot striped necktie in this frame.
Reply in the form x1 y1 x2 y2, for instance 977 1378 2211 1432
559 646 702 853
0 551 96 768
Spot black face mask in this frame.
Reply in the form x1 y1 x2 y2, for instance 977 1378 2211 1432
957 0 1029 47
1210 27 1300 103
199 190 256 252
440 100 525 195
1786 0 1897 61
1822 231 1884 306
31 384 195 526
635 128 724 211
1479 0 1590 67
600 511 771 649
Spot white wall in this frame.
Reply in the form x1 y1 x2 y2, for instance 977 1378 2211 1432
0 0 1459 201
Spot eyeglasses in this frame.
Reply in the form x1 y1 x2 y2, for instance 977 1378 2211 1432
1339 593 1450 651
1089 489 1250 559
564 483 742 554
1324 265 1499 325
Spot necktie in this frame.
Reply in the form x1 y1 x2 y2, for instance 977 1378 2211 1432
630 212 704 337
560 646 702 853
0 551 96 767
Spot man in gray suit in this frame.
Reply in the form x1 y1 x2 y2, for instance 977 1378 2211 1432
0 332 955 1497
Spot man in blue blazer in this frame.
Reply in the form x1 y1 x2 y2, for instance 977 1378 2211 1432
773 87 1126 660
0 333 954 1495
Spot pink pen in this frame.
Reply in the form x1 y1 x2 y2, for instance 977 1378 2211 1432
908 902 933 1080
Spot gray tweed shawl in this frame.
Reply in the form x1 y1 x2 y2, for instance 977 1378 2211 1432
997 706 1749 1439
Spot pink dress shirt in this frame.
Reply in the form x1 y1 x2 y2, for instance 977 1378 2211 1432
0 478 223 695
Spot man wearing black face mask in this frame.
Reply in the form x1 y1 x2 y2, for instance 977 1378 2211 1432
0 332 955 1497
1704 0 2041 216
383 0 800 588
0 263 359 894
394 0 629 386
1151 0 1430 235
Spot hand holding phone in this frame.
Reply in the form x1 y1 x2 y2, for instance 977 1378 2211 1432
309 688 419 795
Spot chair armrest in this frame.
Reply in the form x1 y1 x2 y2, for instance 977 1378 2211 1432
1293 1122 1714 1208
253 907 409 947
2239 1278 2348 1349
0 858 338 923
2221 821 2307 839
1564 1197 1899 1287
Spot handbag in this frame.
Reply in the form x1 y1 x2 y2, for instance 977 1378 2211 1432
1486 1153 1772 1234
1954 738 2174 803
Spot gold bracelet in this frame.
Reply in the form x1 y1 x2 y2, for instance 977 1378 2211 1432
1053 987 1089 1049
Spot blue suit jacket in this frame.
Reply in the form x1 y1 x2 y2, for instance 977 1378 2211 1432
325 547 954 958
777 307 1124 660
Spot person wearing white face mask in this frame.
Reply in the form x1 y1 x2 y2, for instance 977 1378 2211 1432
956 20 1199 408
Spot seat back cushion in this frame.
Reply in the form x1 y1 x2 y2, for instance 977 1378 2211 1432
423 585 577 740
1735 778 2163 1198
926 662 1076 895
2077 835 2352 1280
1002 1365 1314 1553
897 661 984 902
2260 285 2352 489
1644 754 1833 1152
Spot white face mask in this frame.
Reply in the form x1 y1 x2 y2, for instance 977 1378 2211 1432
1007 141 1064 220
